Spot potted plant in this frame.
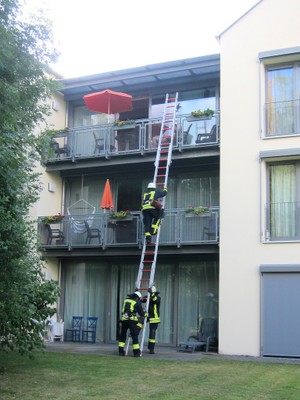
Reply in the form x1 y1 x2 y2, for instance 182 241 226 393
113 119 136 128
187 108 214 121
42 213 64 224
185 205 210 216
109 210 132 220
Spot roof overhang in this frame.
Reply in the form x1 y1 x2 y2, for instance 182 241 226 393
58 54 220 101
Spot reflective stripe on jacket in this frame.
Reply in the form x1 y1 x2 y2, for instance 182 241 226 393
148 293 161 324
121 297 146 321
142 190 155 210
142 188 167 211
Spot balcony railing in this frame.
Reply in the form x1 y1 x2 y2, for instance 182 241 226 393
47 115 219 162
265 202 300 241
264 100 300 136
38 208 219 250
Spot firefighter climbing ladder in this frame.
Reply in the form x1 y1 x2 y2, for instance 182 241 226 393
125 92 179 355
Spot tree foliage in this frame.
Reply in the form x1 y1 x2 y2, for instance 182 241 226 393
0 0 60 356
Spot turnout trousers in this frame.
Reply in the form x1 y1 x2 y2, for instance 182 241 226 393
118 319 141 357
148 322 159 351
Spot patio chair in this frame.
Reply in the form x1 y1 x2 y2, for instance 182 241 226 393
45 224 65 245
203 218 218 241
93 131 115 153
84 220 101 244
50 320 64 342
82 317 98 343
195 124 217 144
178 317 218 353
50 139 71 159
183 123 193 144
65 316 83 342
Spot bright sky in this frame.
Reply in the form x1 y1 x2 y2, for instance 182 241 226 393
26 0 259 79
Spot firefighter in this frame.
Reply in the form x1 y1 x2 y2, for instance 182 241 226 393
147 285 161 354
118 291 148 357
142 182 167 244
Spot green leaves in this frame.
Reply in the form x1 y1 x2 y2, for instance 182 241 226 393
0 0 60 356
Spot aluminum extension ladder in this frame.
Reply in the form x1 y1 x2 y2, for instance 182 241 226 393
125 92 178 355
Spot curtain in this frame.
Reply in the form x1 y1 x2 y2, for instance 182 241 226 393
179 175 219 208
63 259 219 345
63 261 108 341
66 176 114 214
269 164 297 238
267 67 295 135
178 261 219 342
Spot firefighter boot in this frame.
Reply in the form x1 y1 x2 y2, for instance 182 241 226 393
148 341 155 354
133 349 141 357
145 232 151 244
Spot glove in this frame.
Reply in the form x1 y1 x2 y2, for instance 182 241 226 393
144 312 148 318
164 187 168 192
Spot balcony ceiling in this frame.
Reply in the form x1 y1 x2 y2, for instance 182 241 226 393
58 54 220 101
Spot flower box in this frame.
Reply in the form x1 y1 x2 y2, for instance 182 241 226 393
109 216 133 222
186 116 213 122
185 206 210 216
185 212 210 218
113 124 136 130
109 210 133 221
42 214 64 224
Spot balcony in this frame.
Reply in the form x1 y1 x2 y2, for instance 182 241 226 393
46 115 219 164
38 208 219 251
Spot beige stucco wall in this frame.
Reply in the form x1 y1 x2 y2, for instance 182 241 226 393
219 0 300 356
30 89 67 282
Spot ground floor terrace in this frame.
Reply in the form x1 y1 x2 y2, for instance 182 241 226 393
56 255 219 347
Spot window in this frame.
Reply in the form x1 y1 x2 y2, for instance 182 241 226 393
265 63 300 136
266 162 298 240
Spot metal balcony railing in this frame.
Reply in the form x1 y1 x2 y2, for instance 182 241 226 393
38 208 219 250
265 201 300 241
264 100 300 136
46 115 220 162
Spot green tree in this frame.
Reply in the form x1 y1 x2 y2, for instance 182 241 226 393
0 0 60 356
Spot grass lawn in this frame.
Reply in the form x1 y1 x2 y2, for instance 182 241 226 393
1 351 300 400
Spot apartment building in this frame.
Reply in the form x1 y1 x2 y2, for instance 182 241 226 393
39 55 221 347
37 0 300 356
219 0 300 357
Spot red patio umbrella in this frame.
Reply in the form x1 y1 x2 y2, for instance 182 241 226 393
101 179 114 211
83 89 133 115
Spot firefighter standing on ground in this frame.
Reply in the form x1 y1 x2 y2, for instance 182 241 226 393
146 285 161 354
142 182 167 244
118 291 148 357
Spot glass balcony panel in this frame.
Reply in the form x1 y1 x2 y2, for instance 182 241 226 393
38 209 219 249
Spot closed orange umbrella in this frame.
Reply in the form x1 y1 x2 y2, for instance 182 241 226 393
101 179 114 210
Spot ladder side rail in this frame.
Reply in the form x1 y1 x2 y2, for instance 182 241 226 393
154 93 178 187
140 227 162 353
130 92 178 356
153 94 171 182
